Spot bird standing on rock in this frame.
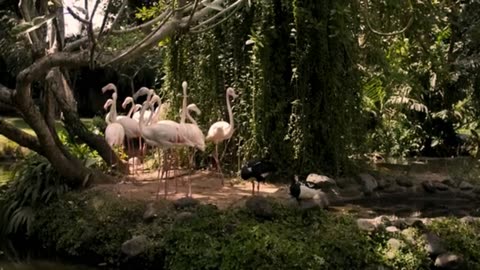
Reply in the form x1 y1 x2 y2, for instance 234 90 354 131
240 159 277 195
289 175 329 207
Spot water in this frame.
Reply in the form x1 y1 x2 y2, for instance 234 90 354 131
0 260 97 270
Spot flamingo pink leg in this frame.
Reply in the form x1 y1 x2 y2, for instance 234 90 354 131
214 144 224 186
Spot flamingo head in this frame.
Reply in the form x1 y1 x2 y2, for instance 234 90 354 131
103 99 113 111
187 104 201 115
133 87 151 101
227 87 238 99
150 94 161 105
102 83 117 93
122 97 134 109
182 81 188 91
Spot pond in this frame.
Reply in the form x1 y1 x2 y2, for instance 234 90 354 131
0 260 98 270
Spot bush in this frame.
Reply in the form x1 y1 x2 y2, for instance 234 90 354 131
26 191 480 269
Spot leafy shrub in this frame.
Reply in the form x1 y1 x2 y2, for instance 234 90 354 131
0 153 69 237
428 218 480 269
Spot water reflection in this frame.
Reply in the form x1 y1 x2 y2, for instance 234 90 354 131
0 260 97 270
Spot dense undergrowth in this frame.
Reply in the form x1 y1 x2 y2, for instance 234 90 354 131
15 190 479 269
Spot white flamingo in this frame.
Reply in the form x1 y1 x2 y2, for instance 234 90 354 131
136 93 192 199
180 103 206 197
206 87 238 185
103 99 125 168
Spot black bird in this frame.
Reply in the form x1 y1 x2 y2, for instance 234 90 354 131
289 175 328 206
240 159 277 195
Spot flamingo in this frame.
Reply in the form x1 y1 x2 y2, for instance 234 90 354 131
103 99 125 168
206 87 238 185
121 97 144 174
136 94 192 199
180 103 206 197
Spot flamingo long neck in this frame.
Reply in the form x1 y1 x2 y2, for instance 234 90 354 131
139 102 149 133
149 98 162 125
181 86 187 124
186 108 197 126
126 101 135 117
109 96 118 122
225 93 234 136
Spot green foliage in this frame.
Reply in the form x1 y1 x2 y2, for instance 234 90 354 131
34 191 145 265
428 218 480 269
155 0 365 177
0 153 69 237
32 192 480 270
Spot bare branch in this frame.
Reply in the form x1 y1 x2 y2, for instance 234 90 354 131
105 0 236 66
190 0 243 31
0 83 13 105
98 0 113 37
186 0 200 27
67 7 90 25
88 0 103 67
362 0 414 36
0 118 44 155
104 10 174 66
191 0 243 33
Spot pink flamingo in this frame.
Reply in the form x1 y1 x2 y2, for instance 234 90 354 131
206 87 238 185
103 98 125 168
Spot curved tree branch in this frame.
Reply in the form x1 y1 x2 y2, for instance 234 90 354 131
0 118 44 155
362 0 414 36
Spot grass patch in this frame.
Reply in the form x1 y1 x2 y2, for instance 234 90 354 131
0 117 93 149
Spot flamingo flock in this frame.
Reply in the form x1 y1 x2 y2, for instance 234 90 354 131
101 81 238 199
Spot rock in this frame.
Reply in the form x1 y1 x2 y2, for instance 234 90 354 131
392 219 408 230
306 173 337 189
358 173 378 193
121 235 148 257
386 226 399 233
383 185 406 194
434 182 450 192
298 199 322 210
459 181 474 191
405 218 426 230
423 232 446 256
143 202 157 222
357 218 377 232
434 252 464 269
173 197 200 209
396 176 414 187
401 227 417 244
421 180 436 194
175 211 196 223
460 216 477 224
245 196 273 219
376 176 394 190
385 238 403 259
335 177 356 189
441 178 457 188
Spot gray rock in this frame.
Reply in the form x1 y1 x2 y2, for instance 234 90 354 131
392 219 408 230
385 238 403 259
434 252 464 269
424 232 446 256
441 178 457 188
175 211 196 223
335 177 356 189
358 173 378 193
376 176 394 190
173 197 200 209
401 227 417 244
434 182 450 191
245 196 273 219
357 218 377 232
460 216 477 224
143 202 157 222
421 180 436 194
385 226 399 233
396 176 414 187
121 235 148 257
459 181 474 191
306 173 337 189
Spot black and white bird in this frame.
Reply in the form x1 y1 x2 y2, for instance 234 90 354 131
240 159 277 195
289 175 329 206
